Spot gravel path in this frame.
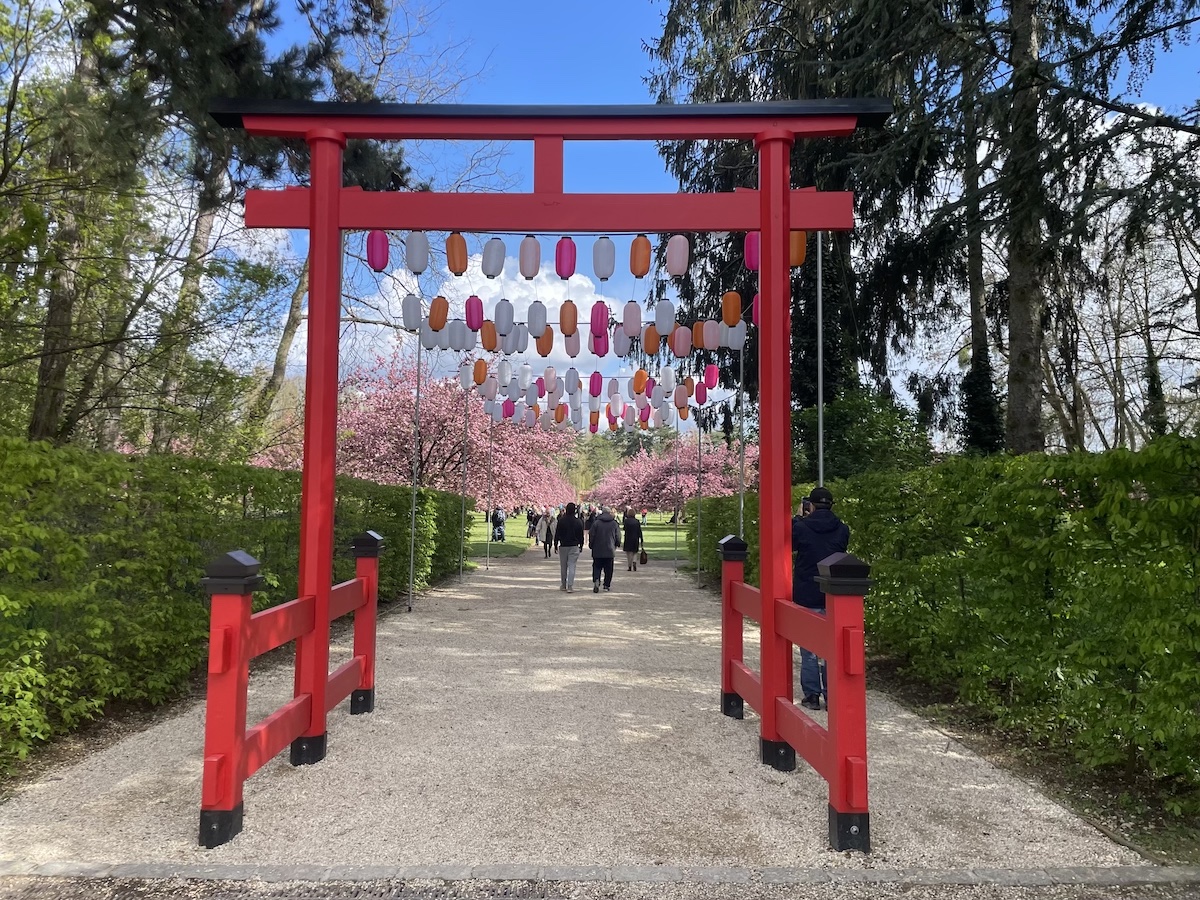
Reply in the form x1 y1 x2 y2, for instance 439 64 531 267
0 547 1143 874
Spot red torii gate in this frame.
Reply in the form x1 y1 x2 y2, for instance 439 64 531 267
210 96 890 841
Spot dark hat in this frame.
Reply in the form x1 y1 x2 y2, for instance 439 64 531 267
807 486 834 507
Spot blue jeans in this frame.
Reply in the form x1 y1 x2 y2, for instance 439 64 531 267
800 606 827 701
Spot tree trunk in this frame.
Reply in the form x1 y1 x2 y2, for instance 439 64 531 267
249 258 309 424
27 204 79 442
1003 0 1047 454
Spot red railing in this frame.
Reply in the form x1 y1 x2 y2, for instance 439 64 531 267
198 531 383 849
717 535 871 852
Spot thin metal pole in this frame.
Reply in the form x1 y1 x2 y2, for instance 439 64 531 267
459 385 469 583
738 344 746 538
486 413 493 571
673 416 680 567
407 339 422 612
696 421 703 588
817 230 824 487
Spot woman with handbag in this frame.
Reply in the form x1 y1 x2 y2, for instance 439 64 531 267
622 507 644 572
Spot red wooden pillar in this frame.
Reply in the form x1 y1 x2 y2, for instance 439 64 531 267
755 129 796 772
198 551 263 848
817 552 872 851
717 535 749 719
292 129 345 765
350 530 385 714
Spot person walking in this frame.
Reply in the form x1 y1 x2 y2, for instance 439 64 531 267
791 486 850 711
556 502 585 592
622 507 644 571
536 508 555 558
588 506 622 592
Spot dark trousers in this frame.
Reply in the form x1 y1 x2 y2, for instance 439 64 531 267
591 556 614 588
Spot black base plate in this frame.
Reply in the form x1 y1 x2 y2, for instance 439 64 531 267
199 804 243 849
721 691 744 719
350 688 375 714
829 805 870 852
290 732 327 766
760 737 796 771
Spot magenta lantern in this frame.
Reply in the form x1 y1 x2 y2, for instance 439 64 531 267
696 382 707 404
752 292 760 327
704 363 719 389
589 371 603 396
639 403 651 423
536 377 546 398
366 229 388 271
590 301 609 338
555 236 576 279
594 331 609 357
590 422 598 434
646 376 656 395
465 295 484 331
502 398 515 419
744 232 760 271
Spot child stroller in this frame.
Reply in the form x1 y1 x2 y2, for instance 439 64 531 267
491 522 506 542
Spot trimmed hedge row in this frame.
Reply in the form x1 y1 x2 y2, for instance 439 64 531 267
0 439 470 771
686 437 1200 811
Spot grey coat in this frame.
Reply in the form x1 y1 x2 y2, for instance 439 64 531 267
588 511 621 559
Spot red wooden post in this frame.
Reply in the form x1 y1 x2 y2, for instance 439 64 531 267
816 552 872 851
291 129 345 766
717 535 748 719
755 129 796 772
199 550 263 849
350 531 385 714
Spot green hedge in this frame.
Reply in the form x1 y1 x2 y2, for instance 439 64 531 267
687 437 1200 811
0 439 470 771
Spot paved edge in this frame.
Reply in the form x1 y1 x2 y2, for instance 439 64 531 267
0 861 1198 886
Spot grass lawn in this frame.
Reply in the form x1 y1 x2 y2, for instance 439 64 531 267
639 517 694 566
465 514 535 559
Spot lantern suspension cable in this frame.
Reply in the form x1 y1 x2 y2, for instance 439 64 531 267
459 381 469 583
738 343 746 538
486 412 494 571
817 230 825 487
696 421 703 588
673 417 680 567
407 338 422 612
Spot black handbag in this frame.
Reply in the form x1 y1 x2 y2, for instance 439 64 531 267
639 548 648 565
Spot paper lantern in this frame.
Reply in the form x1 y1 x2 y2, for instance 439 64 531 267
594 331 609 357
544 367 557 391
651 384 665 407
555 404 567 424
630 233 651 278
646 376 656 395
491 403 504 423
448 319 468 350
643 323 660 348
679 405 690 421
420 320 437 349
607 377 620 399
593 236 615 281
791 230 807 267
565 368 580 394
502 327 519 355
665 234 689 276
590 301 609 338
619 301 640 339
731 320 747 347
743 232 759 271
465 295 484 331
555 236 576 278
684 376 695 397
481 320 498 351
702 319 720 350
704 363 719 389
560 299 578 336
632 369 648 394
429 295 449 331
515 323 530 353
536 377 546 398
437 324 451 350
525 383 538 406
569 390 582 411
752 292 759 327
519 363 533 391
502 398 515 419
670 324 692 358
536 325 554 357
527 300 547 338
483 376 498 401
721 291 741 327
366 230 388 271
519 235 540 279
400 293 420 332
507 377 521 399
457 362 472 390
613 327 630 358
696 382 707 404
406 231 429 274
482 237 505 278
589 371 603 397
524 408 536 429
494 298 514 336
640 404 651 424
660 366 676 392
673 384 688 408
498 359 512 386
589 394 602 413
654 299 674 335
473 359 488 385
692 321 706 351
465 328 477 351
718 322 730 348
652 407 663 428
565 330 580 358
446 231 467 275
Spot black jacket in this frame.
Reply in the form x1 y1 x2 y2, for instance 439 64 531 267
791 509 850 608
556 514 585 548
622 515 643 552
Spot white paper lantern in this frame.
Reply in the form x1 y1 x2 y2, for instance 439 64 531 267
731 320 748 348
514 400 526 420
565 330 580 358
660 366 676 393
654 299 675 335
540 411 553 429
607 378 619 399
508 377 521 399
465 328 478 352
492 403 504 423
566 367 580 394
495 298 515 336
651 384 665 407
482 237 506 278
593 236 616 281
502 327 520 355
627 377 638 400
586 329 594 355
569 390 582 410
498 359 512 386
406 231 429 274
420 320 437 349
636 392 649 410
449 319 468 351
618 300 640 339
516 323 529 353
613 327 630 358
525 383 538 406
519 235 540 279
544 366 557 392
483 398 494 414
665 234 689 276
703 319 720 350
718 322 731 348
624 406 637 427
527 300 548 338
402 293 422 332
484 376 499 401
652 407 664 428
589 394 602 412
518 363 533 391
458 363 473 390
437 324 451 350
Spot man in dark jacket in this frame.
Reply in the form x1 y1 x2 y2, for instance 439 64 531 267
556 503 585 592
588 507 622 592
791 486 850 710
622 507 644 571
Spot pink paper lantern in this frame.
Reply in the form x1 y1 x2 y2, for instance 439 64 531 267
594 331 609 357
589 371 603 397
590 301 609 338
555 236 576 278
670 324 692 358
502 399 515 419
752 292 760 327
465 295 484 331
366 229 388 271
744 232 760 271
589 422 598 433
639 403 651 423
646 377 656 395
536 377 546 398
704 363 719 389
696 383 707 404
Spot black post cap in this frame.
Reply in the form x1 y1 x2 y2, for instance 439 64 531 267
814 551 873 596
201 550 264 595
717 534 749 562
351 530 385 558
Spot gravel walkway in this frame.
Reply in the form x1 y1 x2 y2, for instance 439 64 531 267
0 547 1147 876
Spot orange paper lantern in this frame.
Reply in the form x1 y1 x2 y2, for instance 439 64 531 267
560 300 578 336
446 232 468 275
685 376 695 397
536 324 554 357
680 405 690 420
429 295 449 331
481 320 498 351
721 291 741 327
644 323 660 347
630 233 651 278
633 369 649 394
790 231 807 267
473 359 487 385
590 410 600 427
692 321 706 350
